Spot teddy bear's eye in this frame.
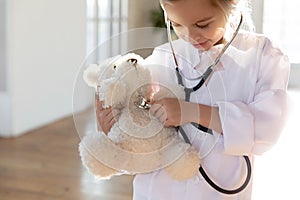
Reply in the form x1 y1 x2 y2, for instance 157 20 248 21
113 65 117 70
128 58 137 65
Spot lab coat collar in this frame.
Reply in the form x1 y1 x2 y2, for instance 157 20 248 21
172 39 242 76
193 43 225 73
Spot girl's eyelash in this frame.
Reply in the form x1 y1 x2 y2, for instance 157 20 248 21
196 23 210 28
170 21 210 29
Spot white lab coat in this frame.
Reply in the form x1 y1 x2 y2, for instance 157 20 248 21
132 31 290 200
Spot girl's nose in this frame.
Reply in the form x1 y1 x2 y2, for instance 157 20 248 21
183 27 202 44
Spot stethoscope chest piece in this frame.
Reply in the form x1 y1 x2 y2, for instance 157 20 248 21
134 95 151 110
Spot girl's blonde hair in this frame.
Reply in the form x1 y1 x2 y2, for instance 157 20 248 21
160 0 254 34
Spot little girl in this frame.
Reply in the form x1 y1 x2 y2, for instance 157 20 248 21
97 0 290 199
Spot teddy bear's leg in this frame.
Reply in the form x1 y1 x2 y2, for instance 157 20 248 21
164 147 201 181
79 142 121 180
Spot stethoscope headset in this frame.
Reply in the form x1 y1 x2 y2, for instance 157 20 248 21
163 7 252 195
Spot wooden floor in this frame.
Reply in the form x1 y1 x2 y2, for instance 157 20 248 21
0 116 134 200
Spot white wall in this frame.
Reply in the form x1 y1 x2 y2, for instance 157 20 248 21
0 0 6 91
0 0 87 137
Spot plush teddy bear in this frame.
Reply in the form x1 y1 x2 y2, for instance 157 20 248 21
79 53 200 181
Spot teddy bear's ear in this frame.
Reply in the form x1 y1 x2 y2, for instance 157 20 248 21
83 64 100 90
99 78 127 108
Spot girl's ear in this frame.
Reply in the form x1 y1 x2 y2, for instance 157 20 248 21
83 64 100 90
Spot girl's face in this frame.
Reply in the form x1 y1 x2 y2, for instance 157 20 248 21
163 0 229 50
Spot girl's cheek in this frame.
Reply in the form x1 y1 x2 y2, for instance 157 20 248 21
211 27 225 39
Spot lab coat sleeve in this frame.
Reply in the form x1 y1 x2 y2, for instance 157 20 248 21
217 38 290 156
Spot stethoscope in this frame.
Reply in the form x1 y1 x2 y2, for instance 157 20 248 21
136 13 252 195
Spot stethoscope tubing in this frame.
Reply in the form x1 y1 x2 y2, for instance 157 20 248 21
167 14 252 195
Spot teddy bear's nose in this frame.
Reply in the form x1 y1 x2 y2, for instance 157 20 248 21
127 58 137 66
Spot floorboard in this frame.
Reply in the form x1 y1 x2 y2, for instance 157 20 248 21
0 116 134 200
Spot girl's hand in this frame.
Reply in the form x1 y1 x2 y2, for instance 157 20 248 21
150 98 199 127
96 101 121 135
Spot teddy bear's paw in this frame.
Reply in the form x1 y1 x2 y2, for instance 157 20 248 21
164 148 201 181
79 142 121 180
86 156 121 180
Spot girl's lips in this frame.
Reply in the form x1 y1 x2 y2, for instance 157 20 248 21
192 41 208 49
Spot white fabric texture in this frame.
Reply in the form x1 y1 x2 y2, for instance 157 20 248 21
133 32 290 200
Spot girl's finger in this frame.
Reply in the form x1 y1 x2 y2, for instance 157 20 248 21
112 109 121 117
158 111 167 123
98 108 111 119
107 110 116 122
155 107 166 119
150 103 163 115
96 100 104 111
